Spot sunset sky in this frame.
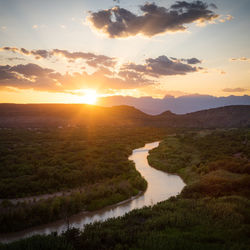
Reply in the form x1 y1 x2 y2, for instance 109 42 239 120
0 0 249 104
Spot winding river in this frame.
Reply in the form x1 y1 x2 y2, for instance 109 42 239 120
0 141 185 243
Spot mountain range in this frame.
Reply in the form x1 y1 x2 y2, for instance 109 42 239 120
98 95 250 115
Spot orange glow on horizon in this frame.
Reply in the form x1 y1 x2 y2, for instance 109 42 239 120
81 89 98 105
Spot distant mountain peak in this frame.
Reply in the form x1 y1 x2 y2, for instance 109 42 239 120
159 110 176 116
98 95 250 115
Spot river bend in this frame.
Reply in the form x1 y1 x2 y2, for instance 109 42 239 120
0 141 185 243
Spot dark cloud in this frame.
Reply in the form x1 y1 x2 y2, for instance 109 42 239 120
32 50 51 59
122 55 200 77
171 57 202 64
0 65 17 81
222 88 247 93
184 57 202 64
87 1 218 38
0 64 60 91
10 63 54 77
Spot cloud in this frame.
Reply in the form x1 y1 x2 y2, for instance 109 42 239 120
219 14 233 23
230 57 250 62
52 49 116 67
87 1 218 38
0 47 117 67
0 47 203 93
6 57 26 61
0 55 201 93
0 64 61 91
0 65 17 81
1 47 202 74
222 88 247 93
184 57 202 64
0 62 154 93
0 47 51 60
10 63 54 77
122 55 201 77
171 57 202 64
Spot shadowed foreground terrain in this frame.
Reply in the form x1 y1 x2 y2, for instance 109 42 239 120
1 128 250 250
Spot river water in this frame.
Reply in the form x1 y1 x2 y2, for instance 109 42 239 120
0 141 185 243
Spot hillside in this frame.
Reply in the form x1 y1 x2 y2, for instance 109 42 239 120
156 105 250 128
0 104 150 128
0 104 249 128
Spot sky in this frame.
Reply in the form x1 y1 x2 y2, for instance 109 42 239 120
0 0 249 104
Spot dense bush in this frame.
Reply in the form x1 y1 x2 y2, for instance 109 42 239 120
0 126 166 232
148 129 250 198
2 196 250 250
0 127 165 198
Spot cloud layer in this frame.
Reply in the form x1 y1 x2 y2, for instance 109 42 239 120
222 88 247 93
0 47 203 93
87 1 218 38
0 63 148 92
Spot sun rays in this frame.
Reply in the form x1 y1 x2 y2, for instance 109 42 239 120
82 89 98 105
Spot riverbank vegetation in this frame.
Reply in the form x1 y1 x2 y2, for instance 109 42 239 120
148 128 250 198
0 126 168 232
1 128 250 249
0 127 165 198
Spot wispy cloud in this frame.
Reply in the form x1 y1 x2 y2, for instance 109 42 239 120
219 14 234 23
222 87 247 93
230 57 250 62
6 57 26 61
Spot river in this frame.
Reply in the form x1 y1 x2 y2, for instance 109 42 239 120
0 141 185 243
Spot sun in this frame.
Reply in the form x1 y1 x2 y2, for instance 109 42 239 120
82 89 98 105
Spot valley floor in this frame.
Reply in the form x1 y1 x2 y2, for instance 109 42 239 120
1 128 250 249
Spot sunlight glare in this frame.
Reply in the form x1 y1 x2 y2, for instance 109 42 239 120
82 89 98 105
